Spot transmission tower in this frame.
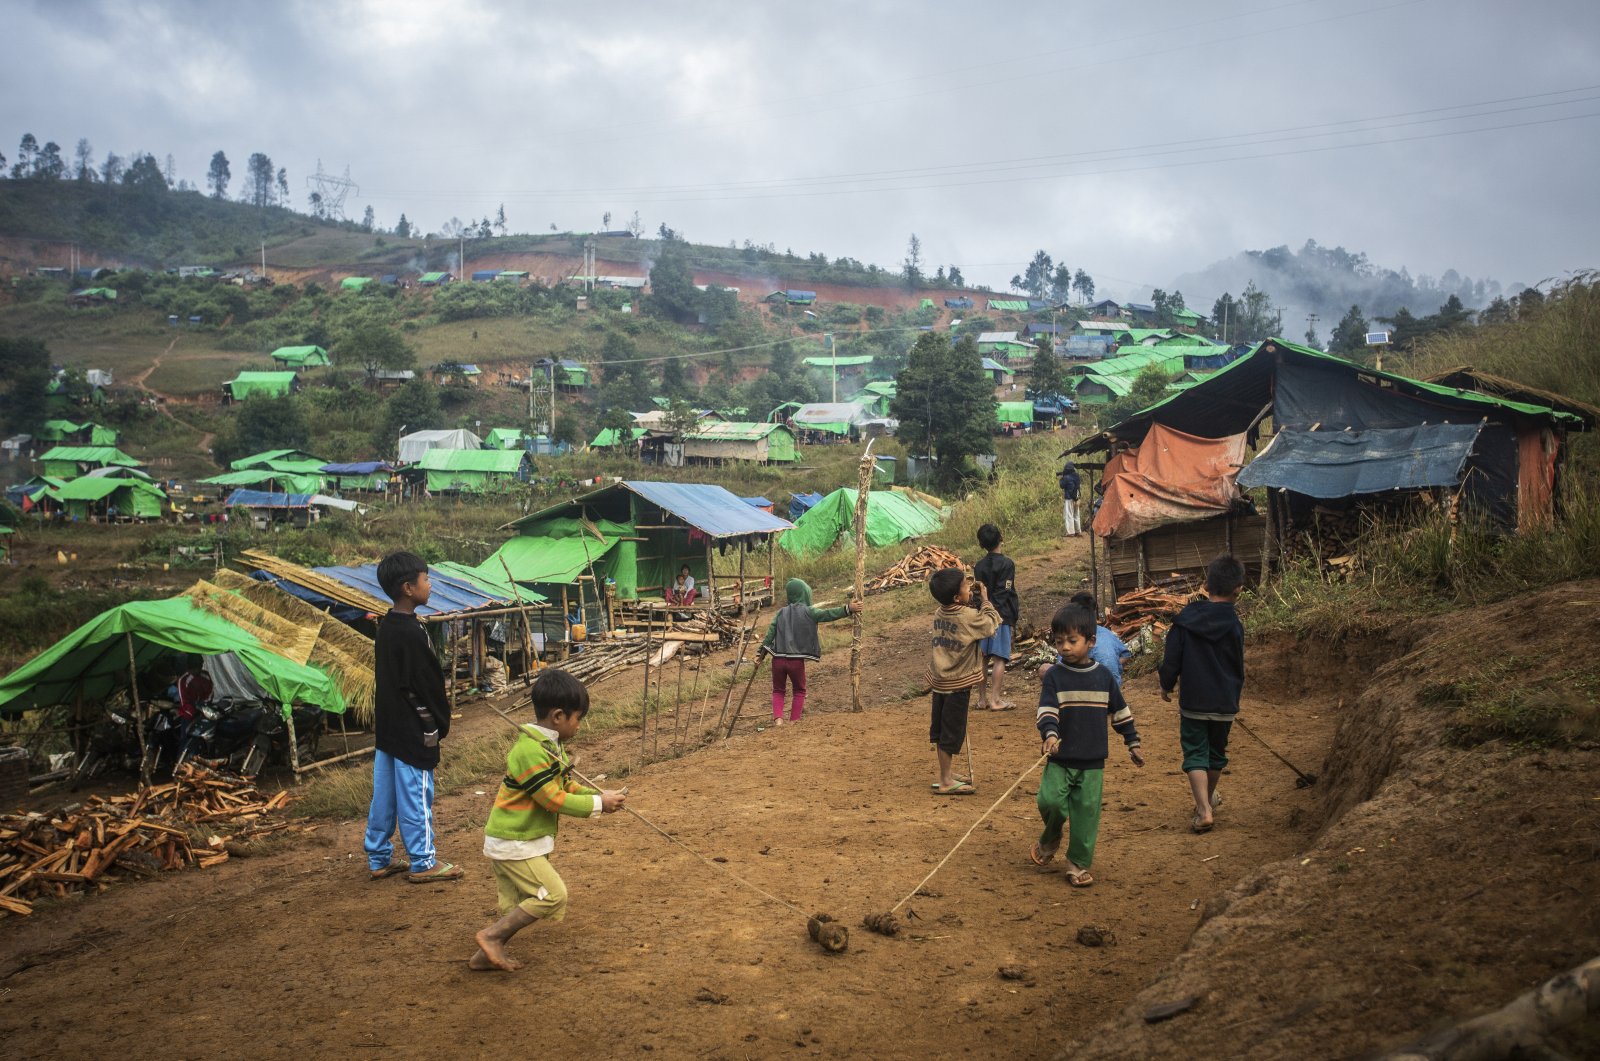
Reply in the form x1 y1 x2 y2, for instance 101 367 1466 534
305 160 359 220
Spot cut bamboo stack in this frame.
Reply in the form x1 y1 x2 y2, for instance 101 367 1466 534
865 546 969 595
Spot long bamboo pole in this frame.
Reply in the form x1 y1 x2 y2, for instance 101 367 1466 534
850 438 876 712
497 554 539 685
127 633 149 789
671 649 686 754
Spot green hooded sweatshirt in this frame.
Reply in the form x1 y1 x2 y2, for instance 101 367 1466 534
759 578 852 661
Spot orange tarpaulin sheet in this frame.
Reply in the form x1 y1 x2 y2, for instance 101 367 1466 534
1516 423 1558 531
1092 423 1249 540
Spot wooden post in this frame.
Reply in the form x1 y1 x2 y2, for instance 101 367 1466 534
640 624 651 765
705 541 718 613
1087 466 1100 601
285 706 301 777
560 586 570 660
126 633 149 789
671 646 685 754
850 438 875 712
715 626 750 735
447 621 458 714
736 541 746 613
498 555 539 684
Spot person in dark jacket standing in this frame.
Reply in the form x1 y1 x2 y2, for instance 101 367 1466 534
755 578 859 726
1058 462 1082 536
1158 554 1247 834
365 551 463 883
973 523 1021 711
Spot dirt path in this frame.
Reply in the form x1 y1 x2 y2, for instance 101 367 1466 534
128 339 217 457
0 547 1336 1059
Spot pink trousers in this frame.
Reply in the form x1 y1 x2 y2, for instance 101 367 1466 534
770 657 807 721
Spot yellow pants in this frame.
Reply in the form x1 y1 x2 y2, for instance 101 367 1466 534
490 855 569 921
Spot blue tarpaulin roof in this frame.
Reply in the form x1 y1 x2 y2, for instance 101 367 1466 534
1238 423 1484 499
312 564 510 618
788 491 825 521
224 490 314 508
321 461 392 475
624 481 793 538
741 496 773 508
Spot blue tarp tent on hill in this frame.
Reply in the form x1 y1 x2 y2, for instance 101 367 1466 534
788 491 825 521
224 490 315 509
471 270 499 281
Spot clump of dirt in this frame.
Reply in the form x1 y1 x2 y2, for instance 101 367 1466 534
807 913 848 953
1062 579 1600 1059
863 911 900 936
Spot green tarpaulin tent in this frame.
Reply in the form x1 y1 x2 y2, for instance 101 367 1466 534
0 597 346 717
476 518 630 595
37 445 141 479
202 468 325 494
225 371 298 400
416 448 529 492
996 400 1035 425
780 488 946 556
484 428 526 450
340 277 374 291
45 477 165 520
270 345 331 368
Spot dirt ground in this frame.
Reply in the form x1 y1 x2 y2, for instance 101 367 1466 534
3 558 1596 1058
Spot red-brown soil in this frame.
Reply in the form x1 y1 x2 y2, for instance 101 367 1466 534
3 558 1596 1059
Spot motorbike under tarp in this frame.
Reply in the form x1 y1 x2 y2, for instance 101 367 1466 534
0 596 346 718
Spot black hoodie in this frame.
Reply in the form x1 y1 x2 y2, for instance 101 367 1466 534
1157 599 1244 717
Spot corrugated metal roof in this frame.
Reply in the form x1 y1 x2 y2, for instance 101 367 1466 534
977 331 1019 344
792 402 870 426
313 564 510 618
682 421 789 442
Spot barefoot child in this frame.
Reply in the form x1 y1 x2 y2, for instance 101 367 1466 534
926 567 1000 794
1158 554 1246 834
973 523 1020 711
1033 602 1144 887
366 552 463 884
471 670 626 971
755 578 860 726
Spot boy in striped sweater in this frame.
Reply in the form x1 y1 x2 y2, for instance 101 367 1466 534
470 670 627 972
1032 602 1144 887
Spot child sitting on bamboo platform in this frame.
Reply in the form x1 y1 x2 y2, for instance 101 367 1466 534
755 578 860 726
665 565 698 606
926 567 1001 795
1033 602 1143 887
470 669 627 972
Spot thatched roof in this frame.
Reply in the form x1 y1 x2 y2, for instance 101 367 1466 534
1425 367 1599 430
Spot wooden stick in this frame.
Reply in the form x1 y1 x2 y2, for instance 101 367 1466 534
850 438 876 713
127 633 150 790
723 655 768 739
641 623 651 766
497 554 539 685
671 648 686 754
714 627 750 736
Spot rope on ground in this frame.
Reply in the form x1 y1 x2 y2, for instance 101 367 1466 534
887 755 1047 916
487 701 809 920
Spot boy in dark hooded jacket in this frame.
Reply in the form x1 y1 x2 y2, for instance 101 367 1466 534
1158 554 1246 834
756 578 860 726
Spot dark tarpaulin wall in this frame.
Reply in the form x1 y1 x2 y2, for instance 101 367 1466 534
1237 424 1484 498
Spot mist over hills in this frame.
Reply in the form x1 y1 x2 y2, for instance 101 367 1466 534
1173 239 1514 334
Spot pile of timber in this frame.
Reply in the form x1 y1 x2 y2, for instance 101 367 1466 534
865 546 969 595
1105 577 1203 639
0 763 303 918
542 635 652 688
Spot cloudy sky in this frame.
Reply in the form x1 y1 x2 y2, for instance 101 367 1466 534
5 0 1598 302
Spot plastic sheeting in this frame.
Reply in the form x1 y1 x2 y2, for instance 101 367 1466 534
1237 424 1483 498
779 488 945 556
1092 424 1249 541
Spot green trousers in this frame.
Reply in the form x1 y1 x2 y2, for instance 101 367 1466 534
1036 762 1104 870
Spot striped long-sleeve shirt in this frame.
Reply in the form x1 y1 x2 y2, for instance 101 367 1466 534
1036 660 1140 770
483 723 601 861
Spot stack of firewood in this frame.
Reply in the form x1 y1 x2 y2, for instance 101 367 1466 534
1105 577 1204 639
865 546 969 595
0 763 303 918
540 635 651 688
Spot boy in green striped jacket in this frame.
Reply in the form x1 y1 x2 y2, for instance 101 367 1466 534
470 669 627 972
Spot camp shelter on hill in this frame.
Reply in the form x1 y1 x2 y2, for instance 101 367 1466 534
397 428 482 465
40 476 165 521
765 290 816 305
680 421 798 464
0 596 347 730
430 363 482 386
223 371 299 402
233 449 324 472
484 428 527 450
418 271 452 285
320 461 393 491
987 299 1031 312
790 402 871 439
780 487 945 557
591 425 649 449
801 354 875 370
37 420 118 446
982 358 1015 386
493 481 794 635
67 287 117 306
222 490 360 528
36 445 141 479
995 400 1035 428
270 345 331 369
549 358 591 390
1071 337 1587 596
241 550 542 688
410 448 531 493
1073 374 1134 405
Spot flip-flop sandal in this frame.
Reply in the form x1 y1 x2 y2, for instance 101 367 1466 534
1210 791 1223 810
930 776 972 790
369 861 409 880
1191 814 1214 834
986 701 1017 712
406 861 464 883
934 782 976 796
1066 868 1095 888
1030 842 1058 867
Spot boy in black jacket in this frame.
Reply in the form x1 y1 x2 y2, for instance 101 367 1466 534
973 523 1020 711
1159 554 1247 834
364 551 463 883
1033 602 1143 887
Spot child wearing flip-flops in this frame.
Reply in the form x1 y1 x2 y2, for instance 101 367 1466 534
365 551 463 884
926 567 1000 795
1033 602 1143 887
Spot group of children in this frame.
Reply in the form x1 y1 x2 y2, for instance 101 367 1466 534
359 525 1247 971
